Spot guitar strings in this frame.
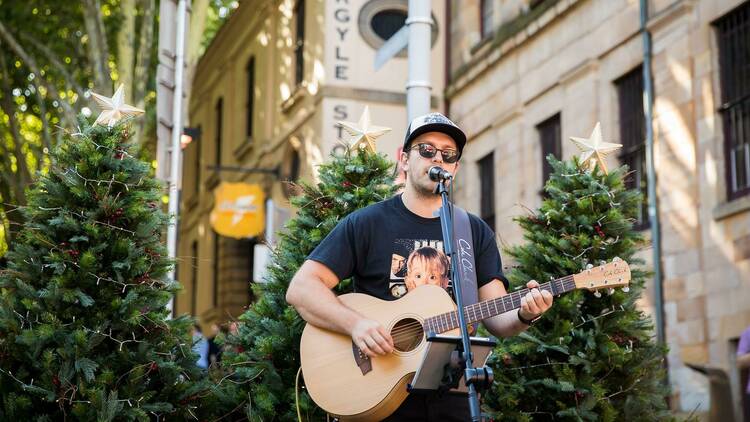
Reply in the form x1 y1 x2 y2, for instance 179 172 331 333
360 274 611 349
386 278 577 341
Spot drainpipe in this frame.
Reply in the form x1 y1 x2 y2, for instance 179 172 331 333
640 0 666 352
166 0 187 316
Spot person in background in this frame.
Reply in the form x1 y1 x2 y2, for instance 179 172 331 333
737 325 750 422
207 323 223 366
192 323 209 369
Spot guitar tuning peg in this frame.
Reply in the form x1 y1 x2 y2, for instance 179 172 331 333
608 288 615 295
594 290 602 298
586 264 594 270
622 286 630 293
612 256 622 262
600 260 606 266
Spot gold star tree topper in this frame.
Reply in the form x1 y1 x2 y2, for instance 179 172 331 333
337 106 391 153
90 84 145 127
569 122 622 174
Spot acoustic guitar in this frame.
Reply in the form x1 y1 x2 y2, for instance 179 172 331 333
300 259 631 421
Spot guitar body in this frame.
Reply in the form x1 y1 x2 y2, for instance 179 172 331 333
300 285 458 421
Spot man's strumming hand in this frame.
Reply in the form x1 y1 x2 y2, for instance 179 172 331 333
350 318 394 357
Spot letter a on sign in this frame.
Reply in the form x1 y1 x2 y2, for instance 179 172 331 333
210 182 266 239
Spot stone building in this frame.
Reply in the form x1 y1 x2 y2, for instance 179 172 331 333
176 0 445 325
447 0 750 415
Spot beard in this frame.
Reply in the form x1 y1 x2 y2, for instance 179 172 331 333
408 167 438 198
413 178 436 197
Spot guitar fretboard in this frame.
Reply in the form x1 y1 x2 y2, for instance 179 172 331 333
423 276 576 334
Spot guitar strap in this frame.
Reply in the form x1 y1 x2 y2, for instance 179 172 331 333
450 205 478 334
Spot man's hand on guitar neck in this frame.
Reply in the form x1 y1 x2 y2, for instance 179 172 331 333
351 318 394 357
518 280 554 323
479 279 554 337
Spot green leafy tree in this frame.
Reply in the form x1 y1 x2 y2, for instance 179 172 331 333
219 148 400 421
0 0 160 249
484 156 671 421
0 117 215 420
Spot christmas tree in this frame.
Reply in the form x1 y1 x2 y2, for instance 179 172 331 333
0 115 213 420
484 156 672 421
220 146 400 421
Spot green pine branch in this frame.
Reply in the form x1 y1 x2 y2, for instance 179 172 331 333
484 156 673 421
218 148 400 421
0 116 221 421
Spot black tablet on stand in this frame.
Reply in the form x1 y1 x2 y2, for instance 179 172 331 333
408 333 496 393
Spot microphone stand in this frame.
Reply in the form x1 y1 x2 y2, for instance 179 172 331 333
433 177 491 421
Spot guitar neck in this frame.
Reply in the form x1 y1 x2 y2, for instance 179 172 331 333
424 275 577 334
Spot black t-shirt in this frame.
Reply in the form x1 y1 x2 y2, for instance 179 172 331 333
308 194 508 302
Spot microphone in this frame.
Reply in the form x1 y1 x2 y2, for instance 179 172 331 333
428 166 453 181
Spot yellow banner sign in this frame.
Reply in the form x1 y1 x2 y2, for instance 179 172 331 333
210 182 265 239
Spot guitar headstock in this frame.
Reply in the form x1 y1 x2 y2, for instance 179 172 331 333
572 258 631 293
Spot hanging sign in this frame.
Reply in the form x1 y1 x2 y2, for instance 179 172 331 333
210 182 266 239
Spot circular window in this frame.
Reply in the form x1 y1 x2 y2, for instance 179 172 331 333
371 9 407 41
358 0 439 57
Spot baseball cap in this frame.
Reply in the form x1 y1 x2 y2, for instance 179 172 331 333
403 112 467 158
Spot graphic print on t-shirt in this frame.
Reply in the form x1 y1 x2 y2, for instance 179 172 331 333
389 238 451 299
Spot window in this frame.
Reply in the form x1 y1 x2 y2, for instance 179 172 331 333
371 9 406 40
359 2 437 54
716 3 750 200
215 98 223 166
480 0 494 39
537 113 562 188
246 57 255 140
240 238 256 301
193 125 202 196
478 152 496 232
294 0 305 86
283 147 302 198
615 66 649 229
191 241 198 315
213 234 220 307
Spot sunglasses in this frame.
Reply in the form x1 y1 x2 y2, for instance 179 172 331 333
410 143 460 164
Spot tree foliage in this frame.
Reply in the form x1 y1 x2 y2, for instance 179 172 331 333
218 148 401 421
0 117 221 421
485 156 672 421
0 0 158 249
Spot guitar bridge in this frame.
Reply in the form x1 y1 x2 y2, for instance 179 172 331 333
352 342 372 375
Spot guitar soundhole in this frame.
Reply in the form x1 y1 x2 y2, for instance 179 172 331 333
391 318 424 353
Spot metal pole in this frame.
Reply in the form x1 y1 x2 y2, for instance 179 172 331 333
638 5 671 389
166 0 187 316
406 0 432 122
435 182 486 421
639 0 664 348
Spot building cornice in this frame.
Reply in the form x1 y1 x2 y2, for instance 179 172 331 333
646 0 696 33
713 196 750 221
317 85 439 107
446 0 580 100
447 0 698 103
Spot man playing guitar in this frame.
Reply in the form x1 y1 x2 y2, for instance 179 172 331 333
286 112 554 421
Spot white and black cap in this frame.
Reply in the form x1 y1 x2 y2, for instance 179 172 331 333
403 112 467 159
